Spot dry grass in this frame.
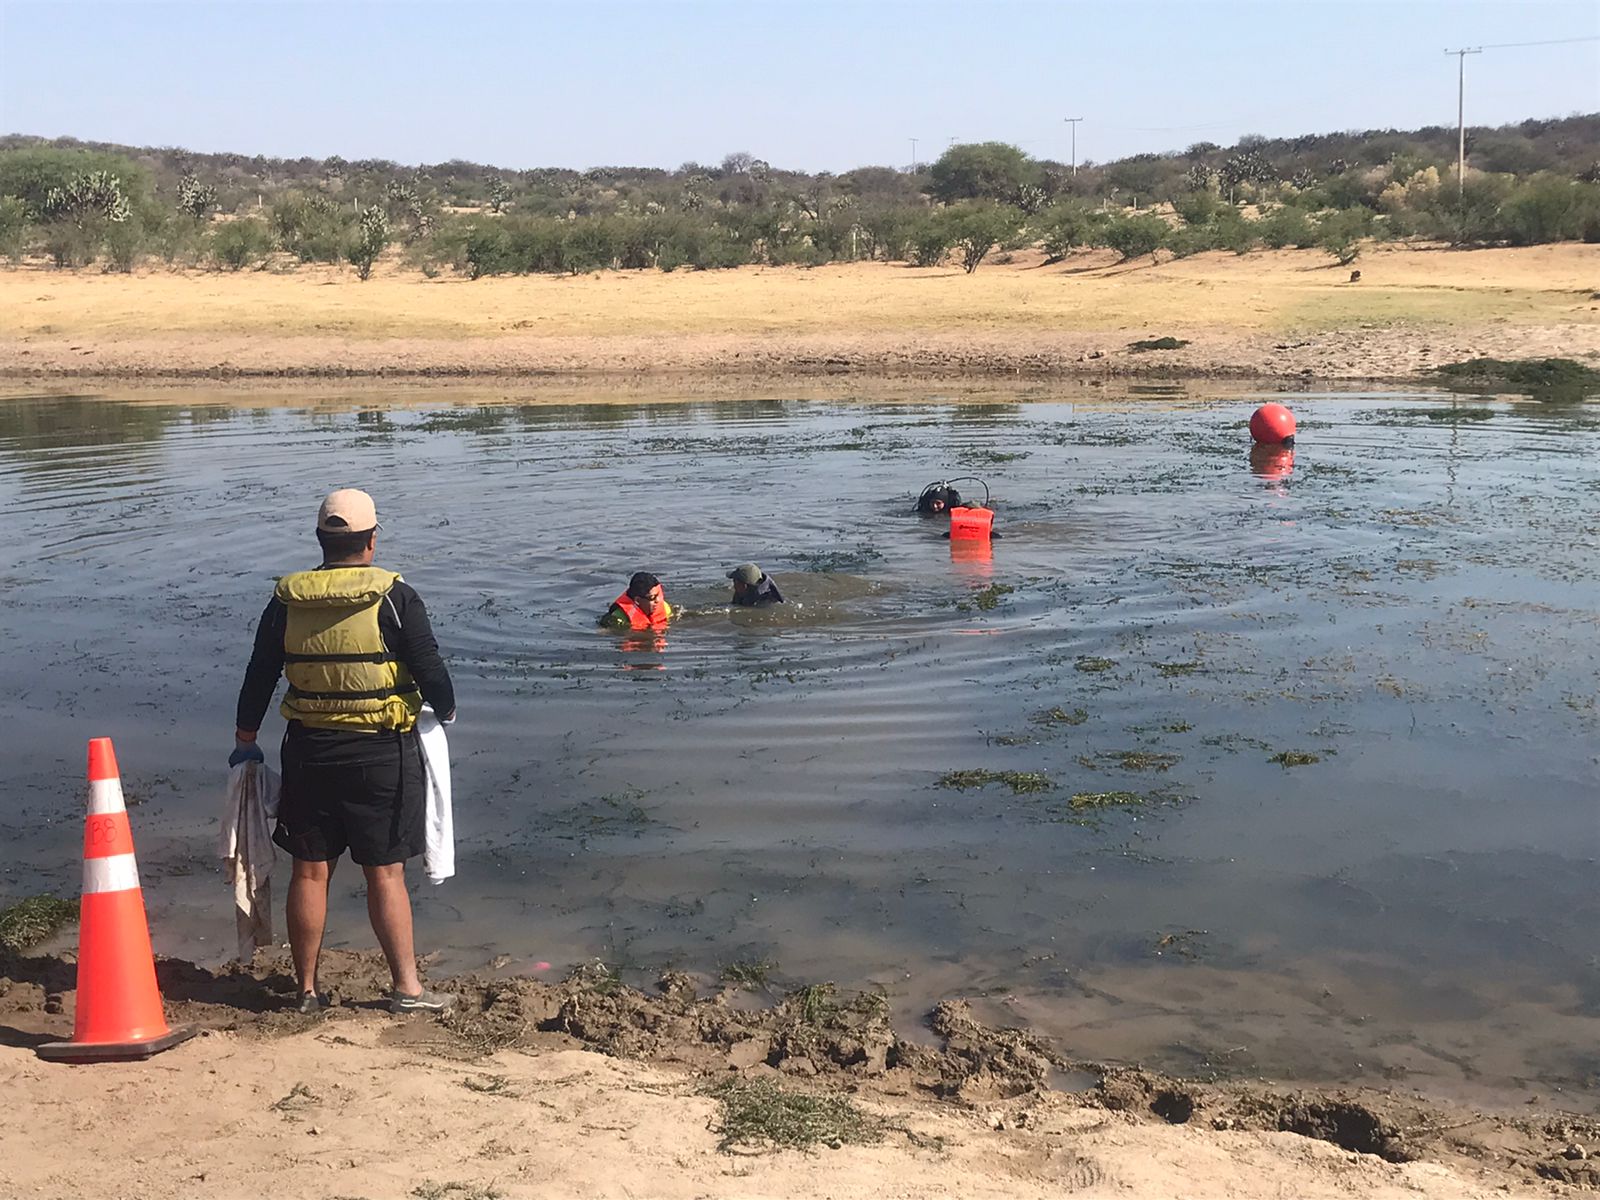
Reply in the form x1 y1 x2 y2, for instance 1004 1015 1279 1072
3 243 1596 343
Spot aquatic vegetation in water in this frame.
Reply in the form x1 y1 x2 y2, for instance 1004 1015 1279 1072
1153 930 1211 960
1128 337 1190 352
1037 706 1089 726
1069 790 1146 810
0 895 78 952
721 958 778 989
1269 750 1323 767
790 545 884 573
707 1077 883 1152
1075 656 1117 673
1163 721 1194 733
937 769 1053 794
1079 750 1181 773
1154 660 1202 677
1433 356 1600 401
957 583 1015 612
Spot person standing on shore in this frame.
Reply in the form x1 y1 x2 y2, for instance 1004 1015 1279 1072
232 488 457 1016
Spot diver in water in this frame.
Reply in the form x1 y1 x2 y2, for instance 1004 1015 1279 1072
916 477 1002 538
915 482 963 515
600 571 673 630
728 563 785 607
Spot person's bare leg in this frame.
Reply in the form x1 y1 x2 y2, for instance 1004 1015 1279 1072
287 858 334 996
363 862 421 995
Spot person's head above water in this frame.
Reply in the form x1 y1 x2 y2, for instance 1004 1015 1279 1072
728 562 785 606
315 487 380 564
627 571 665 610
916 483 963 515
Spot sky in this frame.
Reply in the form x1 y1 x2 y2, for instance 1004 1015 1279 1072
1 0 1597 172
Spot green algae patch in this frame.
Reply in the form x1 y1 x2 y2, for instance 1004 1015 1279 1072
1037 706 1089 726
708 1076 883 1152
0 895 79 953
1069 790 1146 810
957 583 1015 612
937 769 1053 794
721 958 778 989
1155 660 1202 677
1269 750 1323 768
1433 356 1600 400
1075 656 1117 673
1078 750 1181 773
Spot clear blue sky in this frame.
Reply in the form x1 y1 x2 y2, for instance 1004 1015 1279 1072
2 0 1596 172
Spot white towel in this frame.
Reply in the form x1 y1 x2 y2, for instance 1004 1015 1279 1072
417 705 454 884
219 760 279 961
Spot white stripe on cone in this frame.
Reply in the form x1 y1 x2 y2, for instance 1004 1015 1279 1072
83 852 140 895
88 778 127 816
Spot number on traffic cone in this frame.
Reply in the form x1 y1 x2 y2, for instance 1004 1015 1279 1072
37 738 195 1062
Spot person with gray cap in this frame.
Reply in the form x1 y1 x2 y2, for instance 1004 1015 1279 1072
728 563 785 608
232 488 457 1017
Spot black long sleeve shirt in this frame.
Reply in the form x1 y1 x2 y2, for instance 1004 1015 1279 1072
235 570 456 735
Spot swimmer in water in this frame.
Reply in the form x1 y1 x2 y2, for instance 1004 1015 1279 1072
728 563 785 607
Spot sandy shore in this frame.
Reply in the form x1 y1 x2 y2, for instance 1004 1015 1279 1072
2 947 1595 1198
2 244 1597 383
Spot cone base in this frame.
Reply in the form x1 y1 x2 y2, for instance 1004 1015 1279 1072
37 1024 196 1063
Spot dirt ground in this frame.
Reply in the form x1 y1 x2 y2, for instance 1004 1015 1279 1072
1 243 1597 382
2 948 1595 1199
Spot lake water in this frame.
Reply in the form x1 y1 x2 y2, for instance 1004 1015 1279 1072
1 382 1596 1111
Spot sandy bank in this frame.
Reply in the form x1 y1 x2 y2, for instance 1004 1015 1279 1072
1 244 1597 383
2 948 1594 1198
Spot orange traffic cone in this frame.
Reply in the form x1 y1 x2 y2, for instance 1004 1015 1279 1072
37 738 195 1062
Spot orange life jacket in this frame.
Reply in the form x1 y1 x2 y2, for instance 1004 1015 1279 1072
949 505 995 540
612 591 672 631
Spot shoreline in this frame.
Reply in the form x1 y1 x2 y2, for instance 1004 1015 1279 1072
2 243 1596 387
0 324 1593 386
3 946 1596 1198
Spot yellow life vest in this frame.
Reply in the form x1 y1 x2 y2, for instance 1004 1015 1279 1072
276 567 421 733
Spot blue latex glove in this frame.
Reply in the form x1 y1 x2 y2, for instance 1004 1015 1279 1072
229 739 264 768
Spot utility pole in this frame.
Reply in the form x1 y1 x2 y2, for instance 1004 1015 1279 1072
1063 117 1083 176
1444 47 1482 196
909 137 917 171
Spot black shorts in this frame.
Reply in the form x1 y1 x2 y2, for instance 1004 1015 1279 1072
274 725 426 867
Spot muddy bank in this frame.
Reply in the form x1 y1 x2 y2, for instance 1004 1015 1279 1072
3 322 1598 383
2 946 1595 1197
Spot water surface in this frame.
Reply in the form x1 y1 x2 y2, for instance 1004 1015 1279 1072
1 383 1596 1111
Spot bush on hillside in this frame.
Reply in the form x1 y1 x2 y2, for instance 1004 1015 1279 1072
210 217 273 270
1099 211 1169 261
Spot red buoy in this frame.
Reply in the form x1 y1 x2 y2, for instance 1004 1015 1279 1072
1249 403 1296 445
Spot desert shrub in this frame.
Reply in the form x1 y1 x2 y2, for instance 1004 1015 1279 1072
1498 174 1597 245
1099 211 1169 260
1256 205 1317 249
1316 207 1371 264
1213 209 1258 254
1165 222 1217 258
462 222 508 278
1173 189 1222 226
270 191 350 263
859 207 917 262
561 218 617 273
908 212 953 267
210 217 272 270
0 196 27 260
945 201 1021 273
1035 201 1105 261
102 219 144 271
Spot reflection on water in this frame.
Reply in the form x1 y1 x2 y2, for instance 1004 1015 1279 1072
1 384 1597 1112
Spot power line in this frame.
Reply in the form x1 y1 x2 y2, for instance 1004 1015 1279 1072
1459 35 1600 50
